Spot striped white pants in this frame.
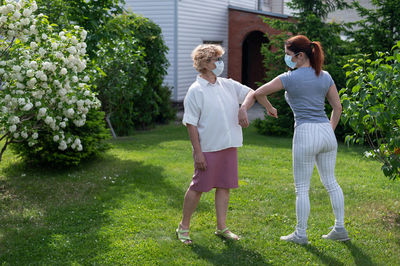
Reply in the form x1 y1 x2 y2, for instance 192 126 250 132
292 123 345 237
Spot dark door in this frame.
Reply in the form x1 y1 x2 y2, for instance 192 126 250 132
242 31 269 89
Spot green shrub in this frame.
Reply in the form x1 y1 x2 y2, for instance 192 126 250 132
94 37 148 136
94 13 175 136
254 91 294 137
340 42 400 180
10 109 111 167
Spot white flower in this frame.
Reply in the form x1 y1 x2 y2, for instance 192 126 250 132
13 11 21 20
22 102 33 111
21 17 30 25
66 108 74 117
53 135 59 142
80 30 87 40
9 125 17 132
31 3 38 12
12 65 21 72
60 68 67 75
30 41 38 49
51 42 59 50
26 69 34 77
71 36 78 45
74 138 81 145
66 46 77 54
38 107 47 117
32 132 38 139
58 140 67 150
72 76 78 83
41 33 48 40
55 52 63 59
60 121 66 128
77 144 83 151
23 8 32 17
44 116 53 125
21 132 28 139
18 98 26 105
27 78 37 88
35 101 41 107
9 116 20 124
58 88 67 96
16 82 25 89
13 132 20 138
29 61 38 69
38 47 46 56
76 100 84 107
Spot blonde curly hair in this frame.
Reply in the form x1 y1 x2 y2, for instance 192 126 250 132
191 44 225 73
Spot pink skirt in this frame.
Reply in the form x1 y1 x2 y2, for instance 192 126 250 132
189 147 238 192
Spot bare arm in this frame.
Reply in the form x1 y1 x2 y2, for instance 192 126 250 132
254 76 284 118
187 123 207 171
238 89 255 128
326 84 342 131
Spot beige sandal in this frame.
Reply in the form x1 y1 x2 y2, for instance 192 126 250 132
176 225 192 244
215 228 240 240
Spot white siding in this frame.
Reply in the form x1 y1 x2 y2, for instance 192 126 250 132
270 0 284 14
326 0 374 23
176 0 230 101
228 0 257 10
124 0 177 99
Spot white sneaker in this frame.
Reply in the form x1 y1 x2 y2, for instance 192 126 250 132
322 228 350 241
280 232 308 245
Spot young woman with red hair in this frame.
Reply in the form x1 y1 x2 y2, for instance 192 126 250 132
254 35 349 244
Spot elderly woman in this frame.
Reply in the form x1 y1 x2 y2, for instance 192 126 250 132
176 44 255 244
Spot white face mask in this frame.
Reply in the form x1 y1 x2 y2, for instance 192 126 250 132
212 60 224 76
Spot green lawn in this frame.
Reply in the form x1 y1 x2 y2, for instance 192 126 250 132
0 123 399 265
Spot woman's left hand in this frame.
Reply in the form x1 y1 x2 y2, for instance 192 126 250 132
238 108 249 128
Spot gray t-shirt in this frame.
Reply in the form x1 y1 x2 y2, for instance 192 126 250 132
278 67 334 127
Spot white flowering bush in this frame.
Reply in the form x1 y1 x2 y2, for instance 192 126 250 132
0 0 103 163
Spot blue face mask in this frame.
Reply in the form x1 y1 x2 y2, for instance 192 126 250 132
284 53 298 69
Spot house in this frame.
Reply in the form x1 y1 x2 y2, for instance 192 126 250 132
124 0 372 102
124 0 290 102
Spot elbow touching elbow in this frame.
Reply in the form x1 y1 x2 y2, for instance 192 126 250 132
254 89 263 98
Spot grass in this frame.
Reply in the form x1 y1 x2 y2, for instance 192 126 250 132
0 123 399 265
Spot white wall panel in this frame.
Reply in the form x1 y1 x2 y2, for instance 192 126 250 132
228 0 257 10
177 0 230 100
125 0 177 98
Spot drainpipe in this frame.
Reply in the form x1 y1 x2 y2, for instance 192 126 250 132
258 0 262 10
173 0 178 101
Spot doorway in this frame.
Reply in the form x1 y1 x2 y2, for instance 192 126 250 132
241 31 269 89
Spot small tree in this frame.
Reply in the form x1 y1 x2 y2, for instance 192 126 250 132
340 42 400 180
94 13 175 135
345 0 400 57
0 0 105 164
35 0 126 59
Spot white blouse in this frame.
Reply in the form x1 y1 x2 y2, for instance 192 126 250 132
182 75 252 152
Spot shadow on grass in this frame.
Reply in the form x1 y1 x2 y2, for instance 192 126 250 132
302 244 345 266
302 241 375 266
343 241 375 265
191 240 272 265
0 154 186 264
